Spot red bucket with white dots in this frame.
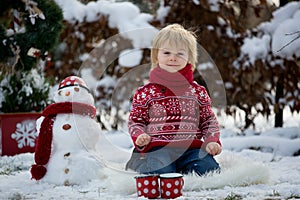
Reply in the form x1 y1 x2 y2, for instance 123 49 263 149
159 173 184 199
134 174 160 199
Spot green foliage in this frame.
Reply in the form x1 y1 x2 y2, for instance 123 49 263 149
0 0 63 113
0 25 14 60
0 69 53 113
0 0 63 70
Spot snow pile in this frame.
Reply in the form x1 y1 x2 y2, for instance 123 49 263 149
241 2 300 61
76 150 272 195
222 127 300 156
0 153 33 175
1 126 300 199
54 0 158 49
260 2 300 58
241 35 271 64
119 49 143 67
184 151 270 190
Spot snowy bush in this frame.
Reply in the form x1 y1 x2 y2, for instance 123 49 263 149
0 0 63 113
0 69 52 113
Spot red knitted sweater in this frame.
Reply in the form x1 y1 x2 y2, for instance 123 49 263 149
128 65 221 153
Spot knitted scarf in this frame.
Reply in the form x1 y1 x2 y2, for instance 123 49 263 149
30 102 96 180
149 64 194 95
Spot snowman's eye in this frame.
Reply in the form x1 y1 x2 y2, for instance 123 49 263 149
58 91 62 96
74 87 80 92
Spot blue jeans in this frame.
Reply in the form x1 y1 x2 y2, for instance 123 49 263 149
126 147 220 176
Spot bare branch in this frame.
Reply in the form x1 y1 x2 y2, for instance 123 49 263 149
276 31 300 52
285 30 300 36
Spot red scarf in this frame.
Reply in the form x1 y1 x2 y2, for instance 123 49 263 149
149 64 194 95
31 102 96 180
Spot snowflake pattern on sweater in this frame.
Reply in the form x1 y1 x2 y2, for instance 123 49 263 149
128 82 221 152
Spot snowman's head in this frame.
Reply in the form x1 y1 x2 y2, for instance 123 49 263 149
53 76 94 105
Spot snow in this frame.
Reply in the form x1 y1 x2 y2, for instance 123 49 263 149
96 76 116 90
1 111 300 199
119 49 143 67
1 1 299 199
54 0 158 49
241 1 300 61
241 35 271 65
2 78 300 199
80 67 98 92
156 0 170 24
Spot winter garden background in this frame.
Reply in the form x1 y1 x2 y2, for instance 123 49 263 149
0 0 300 199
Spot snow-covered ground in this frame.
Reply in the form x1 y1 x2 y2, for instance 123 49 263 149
1 111 299 200
1 1 299 199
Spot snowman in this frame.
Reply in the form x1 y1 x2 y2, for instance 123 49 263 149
30 76 105 185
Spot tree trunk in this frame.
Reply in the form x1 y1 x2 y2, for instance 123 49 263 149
275 75 284 127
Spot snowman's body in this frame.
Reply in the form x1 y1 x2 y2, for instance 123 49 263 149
34 77 104 185
41 113 103 185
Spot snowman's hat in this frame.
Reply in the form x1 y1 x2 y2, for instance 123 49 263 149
58 76 91 93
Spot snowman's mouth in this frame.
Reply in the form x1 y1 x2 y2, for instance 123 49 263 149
59 85 91 93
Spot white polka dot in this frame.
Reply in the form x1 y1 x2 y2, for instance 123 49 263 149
66 81 71 85
152 180 156 186
174 189 179 194
138 190 142 196
167 183 172 188
175 180 179 186
166 191 171 196
70 77 76 80
161 181 164 186
151 189 157 194
137 182 142 188
143 188 149 193
144 180 149 185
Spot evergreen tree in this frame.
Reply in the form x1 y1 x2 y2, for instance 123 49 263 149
0 0 63 113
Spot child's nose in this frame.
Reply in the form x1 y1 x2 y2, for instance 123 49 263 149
169 54 177 61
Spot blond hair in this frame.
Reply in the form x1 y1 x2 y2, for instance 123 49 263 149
151 24 198 70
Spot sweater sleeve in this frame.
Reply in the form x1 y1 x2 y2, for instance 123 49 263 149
128 89 151 152
197 88 221 148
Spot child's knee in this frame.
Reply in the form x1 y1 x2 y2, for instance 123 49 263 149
182 155 220 176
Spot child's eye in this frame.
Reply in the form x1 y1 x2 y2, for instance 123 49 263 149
163 51 170 55
177 52 186 56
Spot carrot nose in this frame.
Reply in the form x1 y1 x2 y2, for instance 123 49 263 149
65 91 70 96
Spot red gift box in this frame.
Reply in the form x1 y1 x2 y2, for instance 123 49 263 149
0 113 41 156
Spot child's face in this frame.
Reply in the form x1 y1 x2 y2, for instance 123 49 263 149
157 43 189 73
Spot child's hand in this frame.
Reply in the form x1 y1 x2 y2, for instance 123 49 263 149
205 142 222 156
135 133 151 147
